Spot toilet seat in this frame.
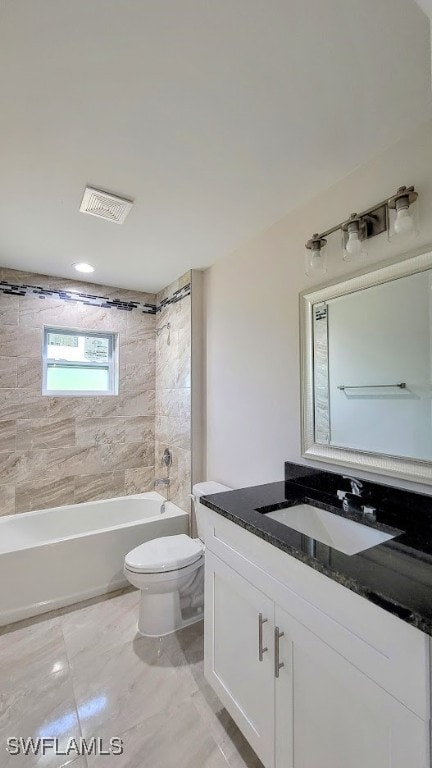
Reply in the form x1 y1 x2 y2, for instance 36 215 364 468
125 534 204 574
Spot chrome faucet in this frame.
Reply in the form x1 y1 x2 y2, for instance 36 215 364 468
343 475 363 496
337 476 376 521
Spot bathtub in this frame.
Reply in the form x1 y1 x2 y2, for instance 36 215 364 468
0 492 188 627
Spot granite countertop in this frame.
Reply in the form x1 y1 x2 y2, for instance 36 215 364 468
201 468 432 636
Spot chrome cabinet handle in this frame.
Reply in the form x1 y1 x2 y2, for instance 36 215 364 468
274 626 285 678
258 613 268 661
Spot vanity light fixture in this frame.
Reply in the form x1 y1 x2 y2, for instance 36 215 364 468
304 184 419 275
73 262 95 274
305 234 327 275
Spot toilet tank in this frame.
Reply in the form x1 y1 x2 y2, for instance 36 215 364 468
192 482 232 542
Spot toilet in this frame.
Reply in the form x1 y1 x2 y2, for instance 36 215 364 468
124 481 231 637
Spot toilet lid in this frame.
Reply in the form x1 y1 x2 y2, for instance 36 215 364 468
125 534 204 574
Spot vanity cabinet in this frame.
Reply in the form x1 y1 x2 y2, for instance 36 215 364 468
274 602 428 768
204 511 431 768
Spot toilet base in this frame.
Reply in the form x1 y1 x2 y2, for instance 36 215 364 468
137 590 203 637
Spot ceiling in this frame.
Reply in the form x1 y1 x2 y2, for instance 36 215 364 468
0 0 431 293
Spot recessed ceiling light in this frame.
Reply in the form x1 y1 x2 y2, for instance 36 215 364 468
73 262 95 274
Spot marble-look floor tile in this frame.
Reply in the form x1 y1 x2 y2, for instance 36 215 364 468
162 620 205 674
0 591 259 768
0 670 80 768
0 616 69 693
71 633 198 738
87 699 229 768
191 683 263 768
61 590 140 664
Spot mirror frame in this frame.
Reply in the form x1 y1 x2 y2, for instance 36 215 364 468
300 249 432 484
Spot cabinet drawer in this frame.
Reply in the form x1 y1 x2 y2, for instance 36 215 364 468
204 509 430 720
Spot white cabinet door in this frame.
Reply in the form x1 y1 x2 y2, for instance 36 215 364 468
275 604 430 768
205 550 275 768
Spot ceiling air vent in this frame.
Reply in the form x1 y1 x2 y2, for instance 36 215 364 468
79 186 133 224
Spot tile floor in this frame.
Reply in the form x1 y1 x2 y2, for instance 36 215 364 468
0 588 263 768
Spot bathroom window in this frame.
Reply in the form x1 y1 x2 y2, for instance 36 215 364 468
42 328 118 396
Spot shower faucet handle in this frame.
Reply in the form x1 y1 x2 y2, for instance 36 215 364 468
161 448 172 467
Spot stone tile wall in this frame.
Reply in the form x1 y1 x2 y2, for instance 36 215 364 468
155 272 192 511
0 268 157 514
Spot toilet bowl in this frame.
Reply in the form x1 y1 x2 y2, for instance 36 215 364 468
124 482 231 637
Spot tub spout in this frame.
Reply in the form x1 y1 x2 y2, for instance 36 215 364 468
154 478 170 488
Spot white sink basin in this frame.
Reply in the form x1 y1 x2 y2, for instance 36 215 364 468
265 504 397 556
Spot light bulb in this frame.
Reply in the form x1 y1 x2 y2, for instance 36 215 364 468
345 231 363 256
308 249 325 273
305 234 327 275
394 206 413 235
311 249 322 267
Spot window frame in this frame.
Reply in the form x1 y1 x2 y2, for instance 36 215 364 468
42 326 119 397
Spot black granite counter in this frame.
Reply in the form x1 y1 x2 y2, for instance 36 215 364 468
200 463 432 636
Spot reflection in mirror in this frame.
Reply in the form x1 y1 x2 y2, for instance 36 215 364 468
313 269 432 461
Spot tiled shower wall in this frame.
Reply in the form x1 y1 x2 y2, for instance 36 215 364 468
155 272 191 511
0 267 159 515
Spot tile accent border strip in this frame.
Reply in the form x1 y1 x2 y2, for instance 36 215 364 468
158 283 191 311
0 279 191 315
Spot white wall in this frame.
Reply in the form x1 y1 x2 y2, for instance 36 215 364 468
203 118 432 494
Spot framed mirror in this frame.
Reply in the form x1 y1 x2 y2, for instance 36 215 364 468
300 249 432 484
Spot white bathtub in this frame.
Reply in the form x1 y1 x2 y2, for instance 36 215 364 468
0 492 188 627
